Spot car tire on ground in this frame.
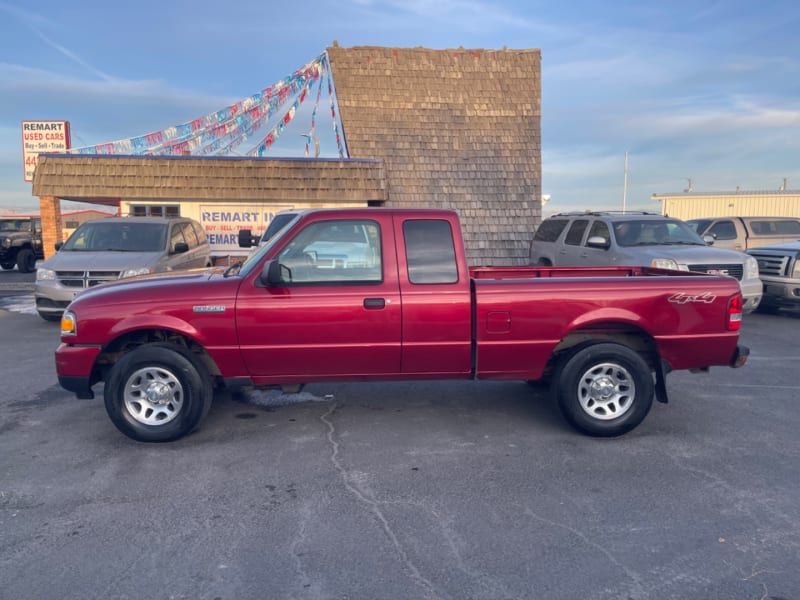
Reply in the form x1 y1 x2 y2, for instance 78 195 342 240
556 342 654 437
104 343 213 442
16 249 35 273
1 262 14 270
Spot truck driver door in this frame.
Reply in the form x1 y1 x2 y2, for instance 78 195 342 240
236 214 402 381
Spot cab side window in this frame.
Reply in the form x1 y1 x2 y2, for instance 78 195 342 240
708 221 736 240
565 219 589 246
278 219 382 284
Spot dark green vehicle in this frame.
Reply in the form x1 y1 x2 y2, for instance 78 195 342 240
0 216 43 273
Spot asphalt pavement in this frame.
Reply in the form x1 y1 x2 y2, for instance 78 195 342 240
0 273 798 600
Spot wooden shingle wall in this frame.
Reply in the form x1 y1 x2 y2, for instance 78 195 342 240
327 45 541 265
32 156 386 204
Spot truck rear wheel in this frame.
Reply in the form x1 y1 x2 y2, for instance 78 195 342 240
104 344 212 442
16 249 35 273
556 343 653 437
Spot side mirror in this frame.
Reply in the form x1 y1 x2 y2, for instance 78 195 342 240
54 242 63 251
586 235 610 249
238 229 260 248
260 259 291 286
173 242 189 254
703 234 715 245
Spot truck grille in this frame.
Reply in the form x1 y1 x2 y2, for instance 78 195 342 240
686 264 743 280
748 254 790 277
56 270 121 289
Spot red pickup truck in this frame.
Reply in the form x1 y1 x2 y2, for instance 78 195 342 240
55 208 749 442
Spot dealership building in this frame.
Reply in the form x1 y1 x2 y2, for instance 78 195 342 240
31 45 542 265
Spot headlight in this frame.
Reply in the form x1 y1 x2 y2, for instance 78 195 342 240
744 256 759 279
1 238 10 249
651 258 680 270
120 267 153 278
36 268 56 281
61 310 77 336
792 256 800 279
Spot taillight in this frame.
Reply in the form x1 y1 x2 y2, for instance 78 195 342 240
727 294 743 331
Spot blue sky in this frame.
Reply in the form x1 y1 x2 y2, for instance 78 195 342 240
1 0 798 215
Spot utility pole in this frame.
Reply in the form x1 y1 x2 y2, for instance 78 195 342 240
622 151 629 213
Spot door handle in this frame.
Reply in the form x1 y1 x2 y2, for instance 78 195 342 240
363 298 386 309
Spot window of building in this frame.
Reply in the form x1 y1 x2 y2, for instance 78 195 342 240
130 205 181 217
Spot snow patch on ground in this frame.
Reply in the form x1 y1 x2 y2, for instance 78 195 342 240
0 294 36 315
239 388 333 408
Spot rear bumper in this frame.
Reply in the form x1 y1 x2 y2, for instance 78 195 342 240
730 345 749 369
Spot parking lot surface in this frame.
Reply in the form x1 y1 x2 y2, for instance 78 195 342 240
0 283 798 599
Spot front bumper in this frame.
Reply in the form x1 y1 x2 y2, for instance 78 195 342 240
760 276 800 306
738 278 762 313
35 281 78 316
55 343 103 399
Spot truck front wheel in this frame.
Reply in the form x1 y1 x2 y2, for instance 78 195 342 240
104 344 212 442
556 343 654 437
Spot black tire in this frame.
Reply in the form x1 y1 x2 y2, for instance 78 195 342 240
536 258 552 266
104 344 213 442
38 311 62 322
1 262 14 270
556 343 654 437
16 249 35 273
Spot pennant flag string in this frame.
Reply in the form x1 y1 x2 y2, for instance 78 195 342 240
67 53 326 156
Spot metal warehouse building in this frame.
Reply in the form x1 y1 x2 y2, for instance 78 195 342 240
652 185 800 220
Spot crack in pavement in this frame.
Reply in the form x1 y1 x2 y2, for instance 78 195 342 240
320 402 443 600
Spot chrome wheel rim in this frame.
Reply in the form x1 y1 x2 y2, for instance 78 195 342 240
577 362 635 420
123 366 184 426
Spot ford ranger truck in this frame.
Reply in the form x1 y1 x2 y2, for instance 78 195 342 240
55 208 749 443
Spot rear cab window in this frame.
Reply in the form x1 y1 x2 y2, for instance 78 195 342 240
403 220 458 284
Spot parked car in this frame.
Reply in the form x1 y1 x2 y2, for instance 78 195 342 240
0 216 43 272
686 216 800 251
529 211 762 312
747 241 800 312
35 216 212 321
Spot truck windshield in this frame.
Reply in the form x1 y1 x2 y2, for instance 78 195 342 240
237 213 302 277
0 219 31 232
62 222 168 252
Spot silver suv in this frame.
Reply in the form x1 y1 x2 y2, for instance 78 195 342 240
529 211 762 312
35 216 212 321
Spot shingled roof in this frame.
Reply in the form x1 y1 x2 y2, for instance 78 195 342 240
32 155 387 206
327 44 541 265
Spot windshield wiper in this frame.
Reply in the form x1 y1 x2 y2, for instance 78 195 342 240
223 260 244 277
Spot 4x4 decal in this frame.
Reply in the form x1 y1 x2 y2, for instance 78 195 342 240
668 292 716 304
